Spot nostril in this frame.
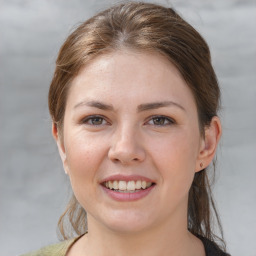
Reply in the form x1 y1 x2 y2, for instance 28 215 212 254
112 157 140 165
108 143 146 164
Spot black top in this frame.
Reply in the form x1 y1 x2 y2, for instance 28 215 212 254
199 236 231 256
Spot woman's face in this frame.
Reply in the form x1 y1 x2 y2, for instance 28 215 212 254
56 50 206 234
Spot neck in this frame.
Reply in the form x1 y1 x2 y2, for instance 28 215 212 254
71 211 205 256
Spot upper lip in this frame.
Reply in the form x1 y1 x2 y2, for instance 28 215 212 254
100 174 156 184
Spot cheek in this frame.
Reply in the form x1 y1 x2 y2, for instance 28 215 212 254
64 132 107 180
64 134 108 207
149 131 199 189
151 130 198 165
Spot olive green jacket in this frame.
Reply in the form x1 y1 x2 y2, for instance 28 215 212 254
20 237 78 256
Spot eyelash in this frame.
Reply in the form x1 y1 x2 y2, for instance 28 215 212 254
81 115 175 127
81 115 109 126
146 115 175 126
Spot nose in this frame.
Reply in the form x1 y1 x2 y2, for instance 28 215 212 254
108 125 146 165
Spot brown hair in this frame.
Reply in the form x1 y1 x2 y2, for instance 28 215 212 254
49 1 225 250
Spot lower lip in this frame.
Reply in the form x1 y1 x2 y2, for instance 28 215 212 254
101 184 156 202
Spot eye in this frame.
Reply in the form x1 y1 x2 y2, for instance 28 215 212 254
81 115 108 126
147 116 175 126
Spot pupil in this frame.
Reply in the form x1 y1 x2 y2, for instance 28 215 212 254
154 117 164 125
92 117 102 125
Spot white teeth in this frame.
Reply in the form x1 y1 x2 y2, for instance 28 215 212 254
146 182 151 188
135 180 142 189
104 180 153 191
127 181 135 191
118 181 126 190
113 180 118 190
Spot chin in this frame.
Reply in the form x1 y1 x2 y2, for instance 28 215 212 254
99 209 154 234
107 222 150 235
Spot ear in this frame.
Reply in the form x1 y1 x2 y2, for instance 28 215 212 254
52 123 69 175
196 116 222 172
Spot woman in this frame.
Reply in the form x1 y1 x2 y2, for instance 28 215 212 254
23 2 230 256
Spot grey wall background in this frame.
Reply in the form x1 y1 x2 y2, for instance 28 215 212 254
1 0 255 255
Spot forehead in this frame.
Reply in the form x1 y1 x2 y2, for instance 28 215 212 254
67 50 197 112
73 50 183 86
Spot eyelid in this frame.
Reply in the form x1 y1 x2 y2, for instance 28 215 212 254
79 114 175 127
145 115 176 126
80 115 110 126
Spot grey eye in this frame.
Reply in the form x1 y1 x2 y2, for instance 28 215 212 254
148 116 174 126
90 117 104 125
153 117 167 125
82 116 107 126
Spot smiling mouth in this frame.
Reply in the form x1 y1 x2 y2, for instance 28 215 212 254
102 180 155 193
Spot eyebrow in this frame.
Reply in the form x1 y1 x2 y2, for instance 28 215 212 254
74 101 114 111
74 100 185 112
137 101 185 112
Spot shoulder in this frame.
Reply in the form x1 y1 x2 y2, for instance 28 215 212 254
199 236 231 256
20 238 76 256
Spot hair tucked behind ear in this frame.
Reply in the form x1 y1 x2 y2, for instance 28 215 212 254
49 1 226 251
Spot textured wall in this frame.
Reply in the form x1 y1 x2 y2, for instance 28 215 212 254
1 0 255 255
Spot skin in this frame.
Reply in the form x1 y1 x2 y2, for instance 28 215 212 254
53 50 221 256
